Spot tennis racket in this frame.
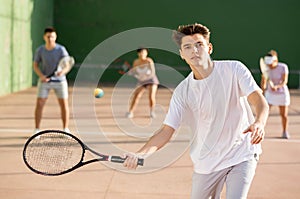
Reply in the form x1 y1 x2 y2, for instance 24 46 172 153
259 57 274 87
23 130 144 176
113 58 154 81
47 56 75 78
112 58 132 75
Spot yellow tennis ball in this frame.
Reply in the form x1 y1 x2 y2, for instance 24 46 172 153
94 88 104 98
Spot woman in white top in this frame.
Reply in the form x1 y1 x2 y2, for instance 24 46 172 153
126 48 159 118
261 50 290 139
123 23 269 199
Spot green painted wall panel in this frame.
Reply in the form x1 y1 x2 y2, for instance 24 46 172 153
0 0 299 96
0 0 54 96
0 17 12 95
30 0 54 85
0 0 13 95
54 0 300 88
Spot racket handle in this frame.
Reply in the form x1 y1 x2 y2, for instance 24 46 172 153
110 156 144 166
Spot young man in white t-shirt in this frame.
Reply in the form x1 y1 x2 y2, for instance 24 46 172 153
123 23 269 198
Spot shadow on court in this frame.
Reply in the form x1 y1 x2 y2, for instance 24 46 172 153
0 87 299 199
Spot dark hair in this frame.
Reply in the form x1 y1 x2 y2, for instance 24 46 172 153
137 47 148 53
172 23 211 47
44 27 56 35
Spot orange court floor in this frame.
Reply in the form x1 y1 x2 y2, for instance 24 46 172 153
0 86 299 199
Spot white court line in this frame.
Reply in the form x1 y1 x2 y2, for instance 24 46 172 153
0 128 191 139
0 129 32 133
1 129 300 142
264 138 300 143
0 128 137 136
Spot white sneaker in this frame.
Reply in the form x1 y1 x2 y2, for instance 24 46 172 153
33 128 40 134
150 111 156 118
33 128 41 139
63 128 71 133
126 112 134 118
282 131 290 139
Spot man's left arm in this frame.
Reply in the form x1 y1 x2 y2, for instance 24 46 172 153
243 90 269 144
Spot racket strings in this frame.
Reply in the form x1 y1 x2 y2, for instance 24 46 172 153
56 56 74 75
24 133 83 175
60 58 74 68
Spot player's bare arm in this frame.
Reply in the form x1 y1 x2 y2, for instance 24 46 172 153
260 75 267 91
33 62 49 82
243 90 269 144
123 125 175 169
147 58 156 76
273 73 288 91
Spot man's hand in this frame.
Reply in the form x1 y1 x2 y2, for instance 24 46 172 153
40 75 50 83
243 122 265 144
123 153 140 170
246 90 269 144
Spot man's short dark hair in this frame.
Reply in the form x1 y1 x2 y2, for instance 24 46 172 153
172 23 211 47
44 27 56 35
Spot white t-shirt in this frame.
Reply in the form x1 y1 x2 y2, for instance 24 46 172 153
164 60 262 174
266 62 289 94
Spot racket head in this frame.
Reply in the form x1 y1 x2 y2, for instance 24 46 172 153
259 57 269 78
57 56 75 74
116 60 131 75
23 130 85 176
260 57 275 87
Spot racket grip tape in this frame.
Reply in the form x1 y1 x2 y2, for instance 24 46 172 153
110 156 144 166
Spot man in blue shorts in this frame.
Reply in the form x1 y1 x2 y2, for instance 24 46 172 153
33 27 70 134
123 23 269 198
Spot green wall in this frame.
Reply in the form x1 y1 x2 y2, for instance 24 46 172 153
54 0 300 88
0 0 32 95
0 0 54 96
0 0 299 96
30 0 54 85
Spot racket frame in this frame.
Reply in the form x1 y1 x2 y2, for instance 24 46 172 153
23 130 143 176
47 56 75 78
55 56 75 76
114 58 132 75
259 57 274 87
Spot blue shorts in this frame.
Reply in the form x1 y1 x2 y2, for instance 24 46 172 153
37 80 68 99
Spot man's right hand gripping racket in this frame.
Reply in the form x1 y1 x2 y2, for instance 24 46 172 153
23 130 144 176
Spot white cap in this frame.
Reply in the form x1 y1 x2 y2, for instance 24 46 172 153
264 56 276 65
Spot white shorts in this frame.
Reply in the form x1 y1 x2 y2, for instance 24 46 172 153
37 80 68 99
191 154 258 199
265 91 290 106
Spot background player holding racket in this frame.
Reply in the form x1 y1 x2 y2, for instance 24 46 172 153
124 23 269 198
126 48 159 118
33 27 72 134
260 50 291 139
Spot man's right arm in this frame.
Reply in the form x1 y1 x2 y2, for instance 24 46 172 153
123 124 175 169
33 62 49 82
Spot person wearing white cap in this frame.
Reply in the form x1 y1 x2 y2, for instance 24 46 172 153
260 50 290 139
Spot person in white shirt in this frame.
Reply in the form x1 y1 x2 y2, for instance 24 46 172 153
123 23 269 199
260 50 290 139
126 48 160 119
